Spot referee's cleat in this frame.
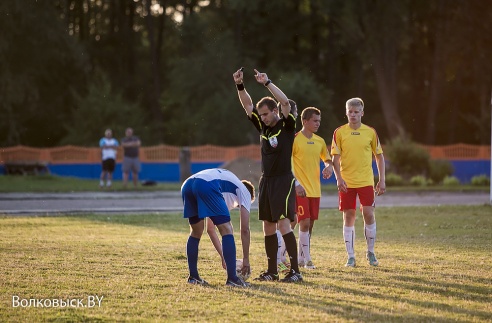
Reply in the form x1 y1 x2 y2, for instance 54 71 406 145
345 257 356 267
226 277 251 287
280 269 303 283
366 251 379 266
187 276 209 286
253 271 279 282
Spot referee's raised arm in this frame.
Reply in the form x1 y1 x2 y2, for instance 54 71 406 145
233 67 254 118
254 69 290 119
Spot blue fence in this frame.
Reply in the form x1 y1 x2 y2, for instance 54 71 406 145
2 160 489 184
45 162 221 182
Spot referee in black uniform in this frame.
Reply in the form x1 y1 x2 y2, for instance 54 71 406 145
233 68 302 282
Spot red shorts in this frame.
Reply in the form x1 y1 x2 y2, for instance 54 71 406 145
295 197 320 222
338 186 375 211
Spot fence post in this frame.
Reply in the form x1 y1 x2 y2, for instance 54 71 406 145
179 147 191 182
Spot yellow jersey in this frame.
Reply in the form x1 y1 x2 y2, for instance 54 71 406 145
292 131 331 197
330 123 383 188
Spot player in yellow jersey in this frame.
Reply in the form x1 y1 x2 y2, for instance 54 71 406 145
292 107 333 269
331 98 386 267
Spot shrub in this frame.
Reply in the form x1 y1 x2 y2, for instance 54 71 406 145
470 174 490 186
385 136 430 179
443 176 460 186
429 159 454 184
409 175 428 186
385 173 404 186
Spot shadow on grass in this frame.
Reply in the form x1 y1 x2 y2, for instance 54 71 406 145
232 275 492 322
56 209 492 322
65 211 263 235
4 209 492 322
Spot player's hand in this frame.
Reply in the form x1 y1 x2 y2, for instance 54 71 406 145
322 165 333 179
233 68 244 84
241 259 251 276
375 181 386 196
254 69 269 84
295 184 306 197
221 257 227 270
337 179 347 193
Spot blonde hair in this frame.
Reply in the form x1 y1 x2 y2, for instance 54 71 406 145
346 97 364 110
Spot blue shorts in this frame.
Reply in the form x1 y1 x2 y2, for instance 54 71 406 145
181 177 231 223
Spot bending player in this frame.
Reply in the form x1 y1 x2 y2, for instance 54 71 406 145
181 168 255 286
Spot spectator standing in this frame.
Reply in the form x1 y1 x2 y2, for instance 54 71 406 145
121 127 141 189
99 129 119 189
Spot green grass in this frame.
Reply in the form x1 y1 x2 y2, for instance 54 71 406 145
0 174 489 193
1 205 491 322
0 175 182 192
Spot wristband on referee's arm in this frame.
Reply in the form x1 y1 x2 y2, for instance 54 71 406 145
264 79 272 87
236 83 245 91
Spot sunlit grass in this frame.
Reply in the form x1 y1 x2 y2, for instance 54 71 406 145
1 205 491 322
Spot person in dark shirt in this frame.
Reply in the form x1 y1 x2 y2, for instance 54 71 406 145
232 68 302 283
121 127 141 189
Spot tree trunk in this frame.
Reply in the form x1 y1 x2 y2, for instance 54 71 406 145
425 0 447 144
361 1 406 138
145 0 164 139
372 53 405 138
309 0 320 74
126 0 137 100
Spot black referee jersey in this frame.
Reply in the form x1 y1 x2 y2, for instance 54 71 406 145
249 108 297 177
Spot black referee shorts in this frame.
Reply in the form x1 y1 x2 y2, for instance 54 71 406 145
258 173 296 223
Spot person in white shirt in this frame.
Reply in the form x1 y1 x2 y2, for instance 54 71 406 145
181 168 254 287
99 129 119 189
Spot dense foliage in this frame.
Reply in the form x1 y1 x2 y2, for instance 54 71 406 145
1 0 491 147
385 136 431 179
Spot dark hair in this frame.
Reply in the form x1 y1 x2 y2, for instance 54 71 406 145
277 99 297 117
301 107 321 121
241 180 256 203
256 97 277 111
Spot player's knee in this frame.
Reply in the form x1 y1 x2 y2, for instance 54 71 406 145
277 218 292 235
217 222 234 236
299 218 310 232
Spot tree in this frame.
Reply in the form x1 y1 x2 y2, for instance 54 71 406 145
1 0 491 147
404 0 492 144
336 0 408 139
62 71 148 146
0 0 88 147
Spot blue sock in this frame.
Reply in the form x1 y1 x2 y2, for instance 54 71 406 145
186 236 200 278
222 234 237 281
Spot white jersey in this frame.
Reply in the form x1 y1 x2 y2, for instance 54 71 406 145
99 137 119 160
191 168 251 212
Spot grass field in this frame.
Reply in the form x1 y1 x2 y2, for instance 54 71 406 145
1 205 491 322
0 175 183 192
